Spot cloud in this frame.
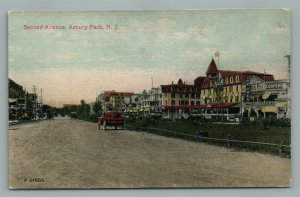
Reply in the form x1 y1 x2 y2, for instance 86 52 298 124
127 18 176 32
247 35 261 46
202 24 217 34
53 31 63 38
55 53 74 61
173 26 210 43
182 50 205 63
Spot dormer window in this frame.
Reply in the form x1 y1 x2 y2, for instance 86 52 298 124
236 75 240 83
230 76 234 83
210 80 213 87
225 77 228 84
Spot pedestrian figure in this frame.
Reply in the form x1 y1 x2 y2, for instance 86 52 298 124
46 110 53 121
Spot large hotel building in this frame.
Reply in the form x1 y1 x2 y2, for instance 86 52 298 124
160 58 290 120
98 57 290 120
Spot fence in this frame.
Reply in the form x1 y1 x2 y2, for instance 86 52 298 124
125 125 291 157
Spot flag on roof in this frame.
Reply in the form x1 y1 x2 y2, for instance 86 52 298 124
214 51 220 57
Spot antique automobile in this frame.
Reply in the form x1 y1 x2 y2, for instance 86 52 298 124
97 111 125 130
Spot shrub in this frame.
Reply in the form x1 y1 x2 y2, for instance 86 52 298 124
274 118 291 127
260 118 269 130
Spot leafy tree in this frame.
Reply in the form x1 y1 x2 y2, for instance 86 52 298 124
42 104 52 112
77 99 91 120
93 101 103 114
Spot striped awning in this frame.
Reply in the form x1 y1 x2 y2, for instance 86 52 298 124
275 102 287 108
262 92 271 100
262 106 277 113
9 98 17 103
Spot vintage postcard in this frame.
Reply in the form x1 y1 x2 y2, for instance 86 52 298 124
8 10 291 189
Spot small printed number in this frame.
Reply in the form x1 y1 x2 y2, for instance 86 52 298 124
24 178 45 182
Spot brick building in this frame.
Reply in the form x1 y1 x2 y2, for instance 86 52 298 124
161 79 201 119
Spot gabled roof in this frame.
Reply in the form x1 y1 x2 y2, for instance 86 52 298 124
219 70 243 78
200 77 216 89
241 71 274 82
103 91 134 102
161 79 199 93
194 76 206 87
206 58 218 76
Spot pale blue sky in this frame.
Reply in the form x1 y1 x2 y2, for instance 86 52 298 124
9 10 290 106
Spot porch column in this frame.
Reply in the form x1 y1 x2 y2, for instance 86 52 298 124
227 108 229 119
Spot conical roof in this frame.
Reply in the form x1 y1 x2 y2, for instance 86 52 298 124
206 58 218 76
177 78 183 85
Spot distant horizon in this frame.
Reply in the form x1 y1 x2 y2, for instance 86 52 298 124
9 10 291 107
9 58 290 107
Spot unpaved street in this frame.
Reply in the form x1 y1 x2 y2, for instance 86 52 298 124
9 118 291 188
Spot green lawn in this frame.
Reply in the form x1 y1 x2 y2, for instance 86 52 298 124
126 118 291 155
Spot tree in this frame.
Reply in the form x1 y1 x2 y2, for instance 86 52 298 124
42 104 52 112
77 99 91 120
93 101 102 114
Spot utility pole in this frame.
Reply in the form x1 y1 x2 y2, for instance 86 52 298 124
33 85 37 120
40 88 43 117
40 88 43 105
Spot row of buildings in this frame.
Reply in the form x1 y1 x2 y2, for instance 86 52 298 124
9 79 43 121
97 57 291 121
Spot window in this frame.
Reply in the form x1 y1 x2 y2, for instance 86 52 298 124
236 75 240 83
210 80 213 87
230 76 234 83
171 100 175 106
225 77 228 84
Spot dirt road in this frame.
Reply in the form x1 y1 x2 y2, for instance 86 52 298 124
9 118 291 188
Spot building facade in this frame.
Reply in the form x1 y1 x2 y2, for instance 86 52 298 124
161 79 201 119
9 79 40 121
141 87 162 115
242 76 290 119
98 90 134 111
194 58 274 119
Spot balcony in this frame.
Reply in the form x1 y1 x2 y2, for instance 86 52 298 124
243 101 276 106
